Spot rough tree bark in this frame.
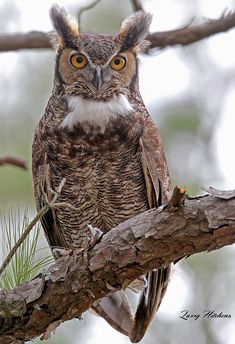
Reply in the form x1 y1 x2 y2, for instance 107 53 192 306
0 189 235 344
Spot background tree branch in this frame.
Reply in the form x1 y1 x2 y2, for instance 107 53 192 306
0 156 27 170
0 190 235 343
148 10 235 48
0 11 235 52
130 0 144 12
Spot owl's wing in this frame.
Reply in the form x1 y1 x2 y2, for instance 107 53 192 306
32 132 67 250
140 114 171 205
129 114 171 343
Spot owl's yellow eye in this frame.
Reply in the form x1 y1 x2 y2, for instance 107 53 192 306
110 55 126 70
70 53 88 69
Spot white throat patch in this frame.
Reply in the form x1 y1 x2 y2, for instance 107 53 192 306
60 94 133 132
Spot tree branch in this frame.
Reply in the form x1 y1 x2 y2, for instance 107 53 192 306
0 190 235 343
0 31 50 52
0 156 27 169
130 0 144 12
77 0 102 23
0 11 235 52
148 10 235 48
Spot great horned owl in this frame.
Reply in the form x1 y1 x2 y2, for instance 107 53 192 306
32 5 171 343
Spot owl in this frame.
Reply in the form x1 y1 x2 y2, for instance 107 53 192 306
32 5 171 343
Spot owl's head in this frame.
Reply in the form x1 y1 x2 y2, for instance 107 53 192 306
50 5 152 102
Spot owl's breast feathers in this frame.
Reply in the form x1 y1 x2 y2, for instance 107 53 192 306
33 93 153 248
60 94 133 133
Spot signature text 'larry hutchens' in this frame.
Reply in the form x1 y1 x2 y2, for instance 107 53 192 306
179 310 232 321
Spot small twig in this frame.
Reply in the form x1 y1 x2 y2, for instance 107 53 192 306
77 0 102 24
130 0 144 12
49 196 97 212
0 155 27 169
168 185 187 207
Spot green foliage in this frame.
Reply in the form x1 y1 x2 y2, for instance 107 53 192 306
161 103 202 137
0 207 53 290
0 167 33 205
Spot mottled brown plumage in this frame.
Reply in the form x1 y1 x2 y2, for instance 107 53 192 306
32 5 171 343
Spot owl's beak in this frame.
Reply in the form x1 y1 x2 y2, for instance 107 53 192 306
92 67 104 90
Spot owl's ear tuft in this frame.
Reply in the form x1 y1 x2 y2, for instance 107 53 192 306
119 11 152 51
49 4 79 48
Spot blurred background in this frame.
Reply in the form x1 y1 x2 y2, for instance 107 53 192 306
1 0 235 343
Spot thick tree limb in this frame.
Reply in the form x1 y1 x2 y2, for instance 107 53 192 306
0 191 235 343
0 31 50 52
0 11 235 52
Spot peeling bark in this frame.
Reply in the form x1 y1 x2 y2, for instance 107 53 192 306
0 192 235 343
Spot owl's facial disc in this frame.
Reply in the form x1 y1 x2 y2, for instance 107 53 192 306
58 47 137 100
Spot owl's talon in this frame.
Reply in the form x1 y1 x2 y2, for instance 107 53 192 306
87 224 103 248
52 247 72 258
53 247 83 259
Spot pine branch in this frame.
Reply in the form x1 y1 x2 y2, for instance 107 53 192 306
0 10 235 52
0 178 96 278
0 188 235 343
0 179 65 278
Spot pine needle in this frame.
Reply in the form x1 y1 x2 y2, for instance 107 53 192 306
0 207 53 291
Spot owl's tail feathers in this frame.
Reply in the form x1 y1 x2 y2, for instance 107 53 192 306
90 266 170 342
129 266 171 343
91 291 134 336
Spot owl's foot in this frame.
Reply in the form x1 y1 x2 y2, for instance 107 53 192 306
52 247 83 259
87 224 103 248
52 225 102 259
